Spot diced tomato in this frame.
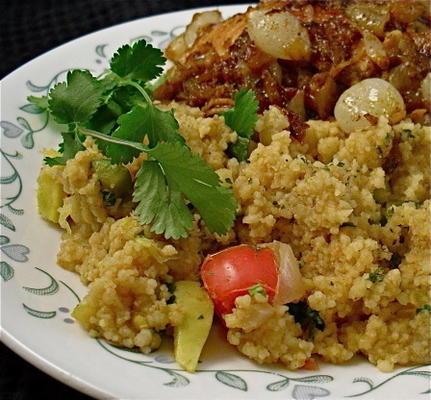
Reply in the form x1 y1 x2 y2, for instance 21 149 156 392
300 358 319 371
201 245 278 315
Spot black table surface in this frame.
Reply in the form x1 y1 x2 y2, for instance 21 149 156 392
1 1 247 399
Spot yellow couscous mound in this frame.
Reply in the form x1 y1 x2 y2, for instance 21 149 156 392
41 103 430 371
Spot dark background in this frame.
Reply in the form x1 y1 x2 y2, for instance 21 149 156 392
1 1 248 399
1 0 248 79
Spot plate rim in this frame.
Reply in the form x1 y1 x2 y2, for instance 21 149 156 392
1 3 430 400
0 5 251 400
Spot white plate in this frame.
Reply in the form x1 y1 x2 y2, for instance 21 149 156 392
1 5 430 400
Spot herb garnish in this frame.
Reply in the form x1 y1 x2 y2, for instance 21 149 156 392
248 284 267 297
340 222 356 228
44 131 85 166
388 253 402 269
33 39 237 240
224 89 259 162
101 190 116 207
416 304 431 314
368 268 384 283
287 301 325 339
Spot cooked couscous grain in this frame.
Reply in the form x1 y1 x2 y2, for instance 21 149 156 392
44 103 430 371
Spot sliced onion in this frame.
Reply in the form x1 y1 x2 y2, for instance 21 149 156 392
334 78 406 133
306 72 338 119
184 10 222 47
247 9 311 61
287 90 306 121
390 1 426 24
346 2 390 38
165 10 222 63
259 241 305 305
362 31 389 70
204 13 247 57
165 34 187 63
421 73 431 104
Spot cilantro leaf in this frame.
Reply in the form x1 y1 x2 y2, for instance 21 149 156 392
223 89 258 139
147 142 237 234
27 95 49 111
227 136 250 162
38 39 237 239
134 104 183 148
111 85 146 112
105 104 184 164
85 101 122 134
133 160 193 239
44 131 85 166
98 73 120 94
48 70 104 124
110 40 165 82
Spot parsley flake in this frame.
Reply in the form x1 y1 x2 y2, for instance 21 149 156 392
101 190 116 207
389 253 402 269
340 222 356 228
288 302 325 339
248 284 267 297
368 269 384 283
416 304 431 314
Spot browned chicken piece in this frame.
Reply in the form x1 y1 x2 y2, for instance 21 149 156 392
154 0 430 134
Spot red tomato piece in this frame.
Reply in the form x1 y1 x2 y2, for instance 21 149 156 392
201 245 278 315
300 358 319 371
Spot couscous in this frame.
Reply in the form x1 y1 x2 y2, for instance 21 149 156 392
36 0 430 373
39 103 430 372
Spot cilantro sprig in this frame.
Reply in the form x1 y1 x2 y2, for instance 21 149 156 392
37 39 237 239
223 89 259 162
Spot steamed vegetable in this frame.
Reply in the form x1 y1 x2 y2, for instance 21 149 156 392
201 241 305 316
92 160 132 199
334 78 406 132
421 73 431 105
174 281 214 373
37 167 65 223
